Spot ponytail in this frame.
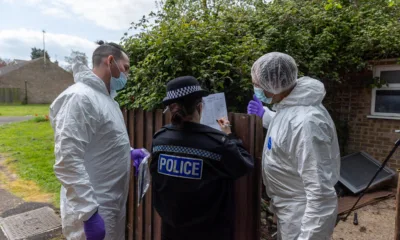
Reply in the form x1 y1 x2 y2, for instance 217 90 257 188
170 103 186 126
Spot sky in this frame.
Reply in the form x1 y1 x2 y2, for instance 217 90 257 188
0 0 158 68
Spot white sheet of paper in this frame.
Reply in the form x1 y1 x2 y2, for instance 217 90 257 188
200 93 228 131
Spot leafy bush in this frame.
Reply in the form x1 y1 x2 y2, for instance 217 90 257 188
117 0 400 111
32 114 49 123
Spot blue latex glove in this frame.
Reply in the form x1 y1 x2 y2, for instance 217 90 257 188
247 95 265 118
84 212 106 240
131 149 147 176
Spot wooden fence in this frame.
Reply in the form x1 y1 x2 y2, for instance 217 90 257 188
124 109 264 240
0 88 21 104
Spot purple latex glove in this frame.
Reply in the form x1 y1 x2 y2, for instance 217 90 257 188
131 149 147 176
247 95 265 118
84 212 106 240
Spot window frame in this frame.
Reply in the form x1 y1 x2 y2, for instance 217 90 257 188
371 65 400 118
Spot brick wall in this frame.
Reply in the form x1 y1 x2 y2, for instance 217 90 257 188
325 71 400 169
0 59 73 104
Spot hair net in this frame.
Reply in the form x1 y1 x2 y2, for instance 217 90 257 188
251 52 298 95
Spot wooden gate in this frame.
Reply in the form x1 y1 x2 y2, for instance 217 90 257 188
124 109 264 240
0 88 21 104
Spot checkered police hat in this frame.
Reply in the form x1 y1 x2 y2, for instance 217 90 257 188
163 76 209 105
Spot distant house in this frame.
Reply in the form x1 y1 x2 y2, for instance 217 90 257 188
325 59 400 169
0 57 73 104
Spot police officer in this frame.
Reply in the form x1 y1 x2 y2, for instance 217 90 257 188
150 76 254 240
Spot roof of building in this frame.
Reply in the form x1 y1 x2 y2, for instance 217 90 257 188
0 58 45 77
368 58 400 65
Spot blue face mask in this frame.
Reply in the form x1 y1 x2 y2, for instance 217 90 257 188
110 59 127 91
254 86 273 104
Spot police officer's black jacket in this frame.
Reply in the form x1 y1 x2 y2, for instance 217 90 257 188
150 121 254 240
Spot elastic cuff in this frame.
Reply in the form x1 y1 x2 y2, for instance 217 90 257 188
80 205 99 222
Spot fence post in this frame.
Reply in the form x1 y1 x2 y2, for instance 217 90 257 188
152 110 163 240
144 111 154 240
135 109 145 240
395 172 400 240
126 110 135 240
229 113 262 240
23 81 28 104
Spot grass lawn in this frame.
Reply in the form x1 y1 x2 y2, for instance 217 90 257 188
0 104 50 116
0 119 60 207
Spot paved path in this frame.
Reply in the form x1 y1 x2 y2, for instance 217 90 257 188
0 153 62 239
0 117 32 125
0 190 23 216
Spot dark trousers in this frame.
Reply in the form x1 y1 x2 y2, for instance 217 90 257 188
161 222 233 240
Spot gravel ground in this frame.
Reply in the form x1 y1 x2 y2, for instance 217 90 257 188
333 198 396 240
261 197 397 240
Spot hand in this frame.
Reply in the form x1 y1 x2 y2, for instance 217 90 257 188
247 95 265 118
84 212 106 240
131 149 149 176
217 117 232 135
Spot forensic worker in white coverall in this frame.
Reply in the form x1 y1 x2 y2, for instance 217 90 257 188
50 41 147 240
247 52 340 240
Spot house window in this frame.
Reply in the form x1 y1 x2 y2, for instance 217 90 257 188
371 66 400 118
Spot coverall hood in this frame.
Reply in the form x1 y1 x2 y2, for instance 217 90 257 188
275 76 326 109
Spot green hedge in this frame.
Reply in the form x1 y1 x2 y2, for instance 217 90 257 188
117 0 400 112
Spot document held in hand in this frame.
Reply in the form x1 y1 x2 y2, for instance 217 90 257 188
200 93 228 131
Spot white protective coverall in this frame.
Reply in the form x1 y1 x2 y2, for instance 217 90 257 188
50 63 131 240
261 76 340 240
